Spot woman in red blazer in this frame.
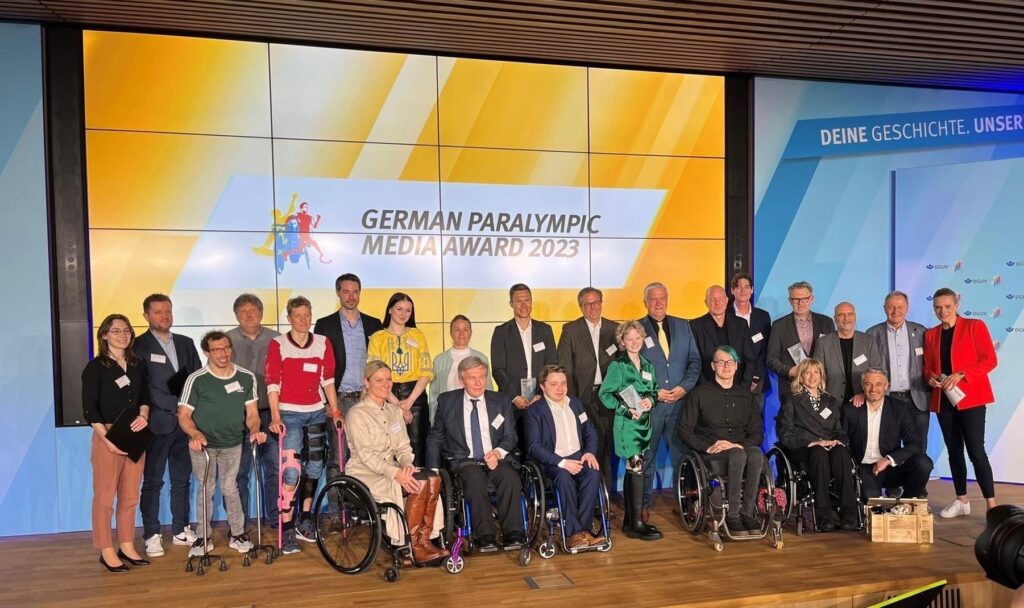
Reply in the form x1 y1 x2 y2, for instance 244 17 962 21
924 287 997 518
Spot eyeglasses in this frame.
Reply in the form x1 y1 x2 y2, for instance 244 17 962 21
581 300 602 307
106 329 131 336
712 360 737 368
788 296 812 304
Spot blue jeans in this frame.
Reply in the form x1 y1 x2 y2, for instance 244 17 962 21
141 427 192 537
234 409 280 523
280 409 327 487
643 399 689 508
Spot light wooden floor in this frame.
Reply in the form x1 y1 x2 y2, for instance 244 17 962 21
0 480 1018 608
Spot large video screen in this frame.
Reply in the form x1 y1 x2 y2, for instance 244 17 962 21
84 32 725 356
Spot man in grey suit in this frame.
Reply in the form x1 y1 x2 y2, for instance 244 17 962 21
813 302 883 409
557 287 619 495
865 290 930 444
766 281 836 399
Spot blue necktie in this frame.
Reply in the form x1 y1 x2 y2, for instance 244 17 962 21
470 399 485 459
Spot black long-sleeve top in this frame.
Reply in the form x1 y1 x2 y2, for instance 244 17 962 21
82 356 150 424
776 390 848 450
678 380 762 452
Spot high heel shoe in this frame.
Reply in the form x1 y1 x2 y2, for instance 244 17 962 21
99 555 129 573
117 549 150 566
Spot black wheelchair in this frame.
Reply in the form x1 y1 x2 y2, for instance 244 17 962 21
765 444 864 535
437 457 544 572
535 467 613 559
675 451 785 552
311 428 452 583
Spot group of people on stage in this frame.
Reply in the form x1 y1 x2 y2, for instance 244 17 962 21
84 272 999 572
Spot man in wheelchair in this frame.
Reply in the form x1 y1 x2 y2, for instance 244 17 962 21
843 369 933 500
678 346 764 536
526 364 604 550
426 356 526 550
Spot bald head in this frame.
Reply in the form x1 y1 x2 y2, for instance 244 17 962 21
706 285 728 318
834 301 857 337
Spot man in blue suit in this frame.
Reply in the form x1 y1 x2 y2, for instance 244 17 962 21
133 293 202 558
525 364 603 550
638 282 702 520
426 356 525 550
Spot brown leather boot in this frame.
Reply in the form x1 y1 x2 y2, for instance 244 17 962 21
415 475 449 563
403 482 434 564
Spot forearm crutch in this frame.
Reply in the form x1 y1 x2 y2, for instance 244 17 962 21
185 448 228 575
244 439 277 566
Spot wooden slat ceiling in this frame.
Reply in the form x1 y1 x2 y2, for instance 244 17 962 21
3 0 1024 91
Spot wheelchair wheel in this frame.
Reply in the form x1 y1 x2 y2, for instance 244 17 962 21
676 454 707 534
766 446 795 525
313 476 382 574
438 468 458 547
521 462 546 547
538 541 556 560
443 554 465 574
755 458 779 535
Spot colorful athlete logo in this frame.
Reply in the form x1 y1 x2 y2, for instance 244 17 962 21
252 193 332 274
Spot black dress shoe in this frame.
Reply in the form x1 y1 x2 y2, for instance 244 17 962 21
117 550 150 566
99 555 129 573
503 531 525 547
476 535 498 551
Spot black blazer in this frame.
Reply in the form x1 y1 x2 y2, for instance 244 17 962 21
524 396 598 469
726 304 772 393
556 316 619 400
490 319 557 399
689 313 760 390
776 390 847 451
313 310 383 389
132 331 201 435
425 389 518 468
842 397 923 466
766 312 836 397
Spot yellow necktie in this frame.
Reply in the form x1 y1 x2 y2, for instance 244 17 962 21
657 320 670 358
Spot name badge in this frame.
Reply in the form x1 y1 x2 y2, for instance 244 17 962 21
303 362 318 373
605 344 617 356
751 332 763 344
641 371 653 381
644 336 655 349
492 414 504 429
406 338 419 349
390 423 402 434
150 353 167 364
578 412 588 424
819 333 826 338
115 375 130 388
224 381 242 393
820 407 833 420
853 354 867 366
533 342 545 352
915 347 924 356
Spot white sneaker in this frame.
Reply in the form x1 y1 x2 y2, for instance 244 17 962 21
144 534 164 557
187 538 214 557
939 499 971 518
229 534 254 553
173 525 198 545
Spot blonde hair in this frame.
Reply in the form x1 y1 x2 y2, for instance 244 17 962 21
615 320 646 348
362 360 393 397
791 358 827 395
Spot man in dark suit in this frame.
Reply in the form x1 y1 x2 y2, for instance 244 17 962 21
766 280 836 399
314 273 382 481
843 369 933 500
491 283 557 453
133 293 202 558
865 290 931 445
426 356 524 550
690 285 759 391
813 302 883 408
525 364 602 550
638 282 701 518
727 272 772 395
557 287 619 494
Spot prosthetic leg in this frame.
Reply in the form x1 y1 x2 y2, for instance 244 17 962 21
623 456 662 541
277 425 300 549
244 440 276 566
185 449 228 575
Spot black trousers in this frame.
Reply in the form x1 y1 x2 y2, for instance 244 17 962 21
792 444 857 511
584 385 617 495
394 381 429 467
704 446 763 517
936 402 995 498
890 394 931 448
858 453 933 500
456 460 523 539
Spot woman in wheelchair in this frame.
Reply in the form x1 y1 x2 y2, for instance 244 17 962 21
345 360 449 565
599 320 662 541
678 345 764 536
776 358 859 531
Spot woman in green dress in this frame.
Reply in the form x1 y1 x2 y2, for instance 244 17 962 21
599 320 662 541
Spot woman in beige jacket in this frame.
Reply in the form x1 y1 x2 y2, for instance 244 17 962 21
345 360 448 564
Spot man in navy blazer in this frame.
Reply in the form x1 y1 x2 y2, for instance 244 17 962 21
525 364 602 550
637 282 701 517
426 356 525 549
842 369 932 500
133 293 202 557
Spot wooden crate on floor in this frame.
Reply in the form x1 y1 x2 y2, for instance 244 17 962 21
866 497 934 544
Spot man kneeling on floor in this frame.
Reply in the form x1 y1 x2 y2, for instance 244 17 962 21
179 330 266 557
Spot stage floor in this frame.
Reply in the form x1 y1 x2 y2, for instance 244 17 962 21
0 480 1017 608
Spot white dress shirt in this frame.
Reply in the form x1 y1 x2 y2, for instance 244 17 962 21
586 318 602 384
518 320 533 378
732 302 752 326
546 397 581 465
863 401 896 466
464 392 505 458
